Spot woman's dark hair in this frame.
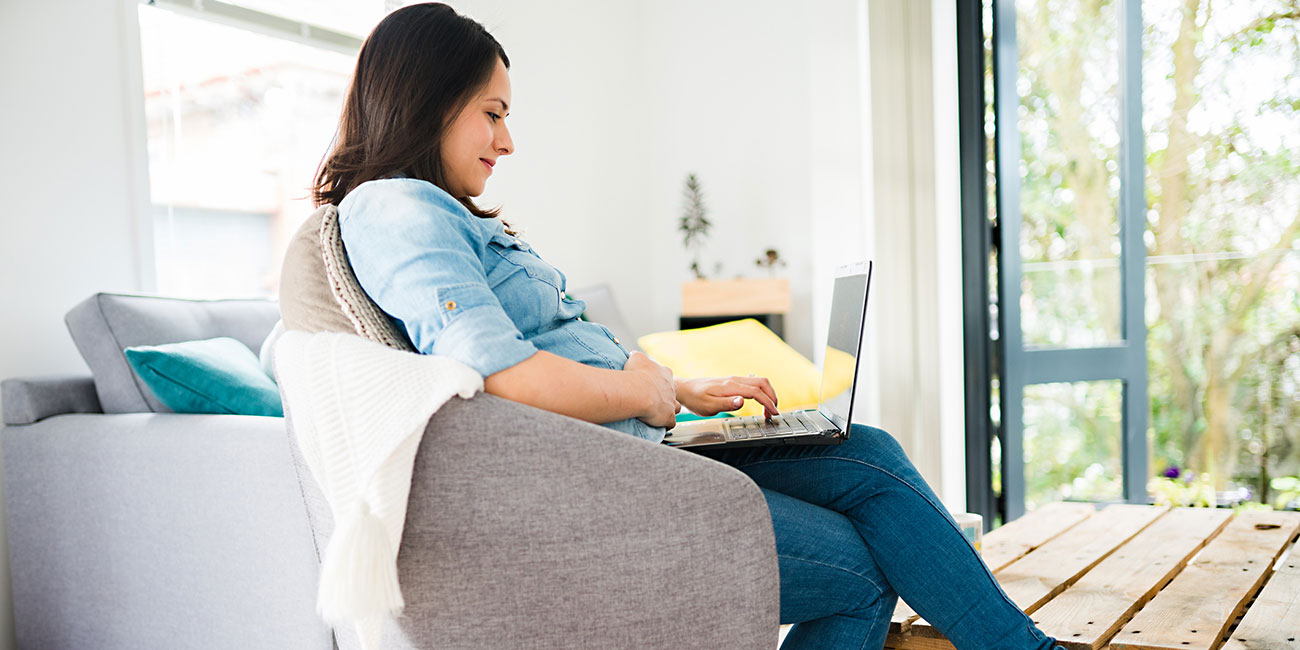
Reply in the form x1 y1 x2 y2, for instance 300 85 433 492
313 2 509 218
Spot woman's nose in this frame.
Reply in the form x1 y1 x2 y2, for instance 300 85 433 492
496 125 514 155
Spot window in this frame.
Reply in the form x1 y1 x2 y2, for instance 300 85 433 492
964 0 1300 523
1141 0 1300 506
137 1 380 298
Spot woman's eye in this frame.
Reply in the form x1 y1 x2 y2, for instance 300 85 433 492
487 112 501 121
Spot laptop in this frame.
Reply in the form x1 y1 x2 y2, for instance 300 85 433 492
661 261 873 450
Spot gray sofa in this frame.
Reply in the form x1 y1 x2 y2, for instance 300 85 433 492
1 292 779 650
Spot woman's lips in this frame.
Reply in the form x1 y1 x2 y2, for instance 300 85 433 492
480 159 494 170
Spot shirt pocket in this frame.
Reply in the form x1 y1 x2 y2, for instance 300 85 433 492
486 232 565 290
486 232 562 333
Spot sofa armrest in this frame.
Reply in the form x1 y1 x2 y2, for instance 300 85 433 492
1 375 102 425
291 393 780 650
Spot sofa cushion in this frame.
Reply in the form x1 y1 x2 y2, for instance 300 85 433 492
637 318 855 418
65 293 280 413
279 204 414 351
124 337 283 417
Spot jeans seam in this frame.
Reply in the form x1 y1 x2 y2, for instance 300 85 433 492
736 454 1029 628
776 552 888 601
857 594 883 650
779 552 891 645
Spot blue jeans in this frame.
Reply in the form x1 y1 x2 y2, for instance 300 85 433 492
696 424 1062 650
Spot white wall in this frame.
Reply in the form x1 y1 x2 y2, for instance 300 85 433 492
637 0 820 360
0 1 968 645
0 2 154 647
449 0 657 342
0 1 149 383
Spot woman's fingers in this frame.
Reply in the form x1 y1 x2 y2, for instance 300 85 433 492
719 381 779 416
712 395 744 414
734 375 778 408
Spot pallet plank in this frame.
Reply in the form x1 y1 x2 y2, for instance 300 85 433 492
1218 538 1300 650
884 634 957 650
890 603 922 634
890 502 1097 633
905 504 1167 640
1029 507 1233 650
1109 511 1300 650
982 502 1101 573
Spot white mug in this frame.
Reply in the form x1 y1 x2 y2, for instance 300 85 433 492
952 512 984 553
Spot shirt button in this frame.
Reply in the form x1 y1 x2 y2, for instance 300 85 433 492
613 337 621 344
444 300 457 311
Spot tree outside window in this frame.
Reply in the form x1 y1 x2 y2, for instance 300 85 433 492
1011 0 1300 508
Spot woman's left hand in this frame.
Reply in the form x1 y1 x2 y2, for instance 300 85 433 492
675 376 779 419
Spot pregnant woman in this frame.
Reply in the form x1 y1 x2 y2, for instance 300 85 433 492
310 4 1065 649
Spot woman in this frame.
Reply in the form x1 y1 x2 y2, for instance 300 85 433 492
313 4 1064 649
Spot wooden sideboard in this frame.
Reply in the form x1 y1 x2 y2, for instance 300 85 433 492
680 277 791 338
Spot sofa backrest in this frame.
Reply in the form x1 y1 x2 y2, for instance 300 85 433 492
569 283 642 353
65 293 280 413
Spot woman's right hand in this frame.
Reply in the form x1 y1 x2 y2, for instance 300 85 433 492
624 351 680 428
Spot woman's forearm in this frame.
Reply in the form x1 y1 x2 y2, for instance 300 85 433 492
483 350 652 423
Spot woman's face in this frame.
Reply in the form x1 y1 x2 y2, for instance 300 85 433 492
442 58 514 198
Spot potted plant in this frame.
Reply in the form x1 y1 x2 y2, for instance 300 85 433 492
678 173 716 279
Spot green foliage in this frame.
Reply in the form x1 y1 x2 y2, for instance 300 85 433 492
1233 501 1276 513
678 173 712 279
1023 381 1123 509
1011 0 1300 503
1146 473 1300 511
1271 476 1300 510
1148 474 1217 508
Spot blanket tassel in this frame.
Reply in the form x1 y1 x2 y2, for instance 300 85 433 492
316 499 405 626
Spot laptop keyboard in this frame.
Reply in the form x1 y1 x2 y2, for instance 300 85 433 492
724 412 818 440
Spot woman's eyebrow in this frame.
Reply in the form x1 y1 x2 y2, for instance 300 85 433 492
486 97 510 113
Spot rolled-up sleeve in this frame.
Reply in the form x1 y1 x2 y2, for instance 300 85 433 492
338 179 538 378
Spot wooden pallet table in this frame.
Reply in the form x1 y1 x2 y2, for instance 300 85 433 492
885 503 1300 650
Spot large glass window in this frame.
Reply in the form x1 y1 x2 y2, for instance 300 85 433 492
968 0 1300 522
138 3 373 298
1017 0 1124 349
1023 381 1124 509
1141 0 1300 502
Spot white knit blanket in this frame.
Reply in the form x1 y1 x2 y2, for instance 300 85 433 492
274 331 482 650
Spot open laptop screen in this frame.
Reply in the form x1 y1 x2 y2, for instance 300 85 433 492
818 263 872 430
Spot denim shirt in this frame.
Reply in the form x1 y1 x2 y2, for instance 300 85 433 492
338 177 665 443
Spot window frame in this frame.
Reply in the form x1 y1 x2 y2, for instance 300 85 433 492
127 0 363 297
961 0 1150 525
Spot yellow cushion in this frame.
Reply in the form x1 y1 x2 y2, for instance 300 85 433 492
637 319 855 417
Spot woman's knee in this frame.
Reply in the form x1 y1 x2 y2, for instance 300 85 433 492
846 424 908 460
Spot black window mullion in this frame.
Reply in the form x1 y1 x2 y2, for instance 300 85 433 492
1118 0 1149 504
957 0 997 529
991 0 1027 523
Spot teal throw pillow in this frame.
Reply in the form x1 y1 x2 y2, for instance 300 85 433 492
676 411 734 422
124 337 283 417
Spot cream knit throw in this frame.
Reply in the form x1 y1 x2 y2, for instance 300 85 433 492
274 331 483 650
